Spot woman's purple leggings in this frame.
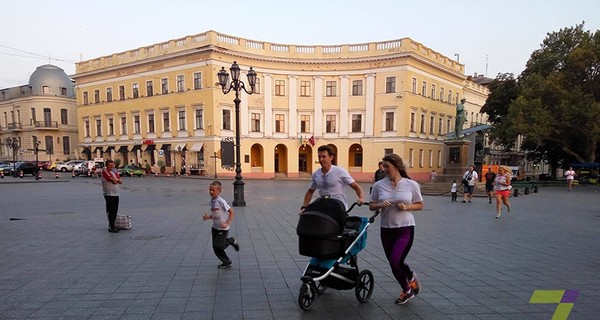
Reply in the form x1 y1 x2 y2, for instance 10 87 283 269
380 226 414 292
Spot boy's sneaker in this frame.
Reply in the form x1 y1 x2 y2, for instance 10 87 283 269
217 262 232 269
408 273 420 295
395 290 414 305
231 238 240 252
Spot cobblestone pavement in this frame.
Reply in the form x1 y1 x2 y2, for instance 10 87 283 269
0 173 599 319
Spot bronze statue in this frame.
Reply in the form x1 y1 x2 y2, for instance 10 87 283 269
454 98 466 138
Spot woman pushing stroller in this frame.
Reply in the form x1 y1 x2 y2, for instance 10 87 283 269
369 154 423 305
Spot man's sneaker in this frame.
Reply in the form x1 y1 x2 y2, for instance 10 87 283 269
395 290 414 305
408 273 420 295
231 238 240 252
495 213 502 219
461 200 466 203
489 199 492 204
108 227 119 233
217 262 232 269
507 205 511 212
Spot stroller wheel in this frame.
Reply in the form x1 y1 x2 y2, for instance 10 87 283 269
315 281 328 294
298 283 317 311
355 269 374 303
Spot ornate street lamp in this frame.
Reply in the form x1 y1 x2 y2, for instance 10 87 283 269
4 137 20 176
217 61 256 206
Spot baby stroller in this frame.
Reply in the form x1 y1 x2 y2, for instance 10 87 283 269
296 197 379 310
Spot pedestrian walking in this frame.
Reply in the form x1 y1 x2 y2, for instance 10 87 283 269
565 167 575 191
202 180 240 269
462 165 478 203
494 166 512 219
484 167 496 204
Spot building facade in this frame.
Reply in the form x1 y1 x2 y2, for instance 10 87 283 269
0 65 78 163
73 31 487 181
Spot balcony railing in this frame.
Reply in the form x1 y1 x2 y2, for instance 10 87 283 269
7 122 22 130
33 121 59 128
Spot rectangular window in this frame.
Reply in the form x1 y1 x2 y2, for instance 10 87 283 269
161 78 169 94
438 117 443 135
84 119 90 137
31 108 36 122
419 149 424 167
251 113 260 132
83 91 89 105
429 116 435 134
193 72 202 90
300 115 310 133
431 84 436 99
300 81 311 97
429 150 434 167
195 109 203 129
275 114 285 133
96 118 102 136
148 114 155 133
60 109 68 125
385 112 394 131
119 85 125 100
438 150 442 167
326 81 336 97
106 87 112 102
326 115 336 133
410 112 416 132
411 78 417 94
409 148 414 167
60 87 67 96
275 80 285 96
440 87 445 102
121 116 127 135
132 83 139 98
163 112 170 132
177 75 185 92
352 80 363 96
351 114 362 133
134 115 140 134
222 110 231 130
62 136 70 155
94 90 100 103
253 78 261 94
178 110 186 130
146 81 153 96
420 114 426 133
421 81 427 96
448 90 452 104
43 86 50 94
385 148 393 155
385 77 396 93
108 118 114 136
447 119 451 133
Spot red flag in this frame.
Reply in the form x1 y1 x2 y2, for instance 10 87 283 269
308 135 315 146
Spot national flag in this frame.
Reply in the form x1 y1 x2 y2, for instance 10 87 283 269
308 135 315 146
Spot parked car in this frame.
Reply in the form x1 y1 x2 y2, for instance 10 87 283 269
56 160 85 172
46 161 64 171
2 162 39 177
36 161 50 171
76 158 105 177
118 165 145 177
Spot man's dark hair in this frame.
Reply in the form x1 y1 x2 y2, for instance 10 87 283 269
317 145 335 156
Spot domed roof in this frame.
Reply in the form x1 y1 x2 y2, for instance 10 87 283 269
28 64 74 97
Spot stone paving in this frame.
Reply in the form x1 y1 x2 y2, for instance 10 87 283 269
0 172 599 319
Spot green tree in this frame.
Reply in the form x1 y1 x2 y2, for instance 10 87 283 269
480 73 520 149
510 23 600 164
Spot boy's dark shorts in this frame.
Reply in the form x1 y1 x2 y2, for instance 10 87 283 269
485 184 494 192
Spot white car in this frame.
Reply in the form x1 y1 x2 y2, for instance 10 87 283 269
56 160 85 172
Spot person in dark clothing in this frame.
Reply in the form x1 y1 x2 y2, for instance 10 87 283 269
484 167 496 204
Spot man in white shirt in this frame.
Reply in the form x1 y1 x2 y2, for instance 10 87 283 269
565 167 576 191
462 165 478 203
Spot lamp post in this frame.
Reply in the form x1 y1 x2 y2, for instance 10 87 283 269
4 137 19 177
217 61 256 207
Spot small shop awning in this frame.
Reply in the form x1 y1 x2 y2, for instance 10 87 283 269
117 145 128 153
93 146 104 153
105 146 115 153
160 144 171 151
130 145 142 153
174 143 187 152
81 147 91 155
190 143 204 152
144 144 156 152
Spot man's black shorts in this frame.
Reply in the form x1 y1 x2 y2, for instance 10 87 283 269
485 183 494 192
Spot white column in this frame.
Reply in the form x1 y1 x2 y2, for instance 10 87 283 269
313 76 323 136
288 75 297 137
365 73 376 137
263 74 273 137
340 76 349 135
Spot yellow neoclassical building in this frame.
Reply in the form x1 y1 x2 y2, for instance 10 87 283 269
73 30 487 181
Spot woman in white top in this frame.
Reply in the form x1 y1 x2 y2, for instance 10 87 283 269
369 154 424 305
493 166 512 219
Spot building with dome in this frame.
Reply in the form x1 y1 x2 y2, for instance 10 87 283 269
0 64 78 163
73 31 488 181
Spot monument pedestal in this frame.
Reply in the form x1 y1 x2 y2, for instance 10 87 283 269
444 139 471 176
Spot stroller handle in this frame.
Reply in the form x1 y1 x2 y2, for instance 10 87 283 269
347 201 380 223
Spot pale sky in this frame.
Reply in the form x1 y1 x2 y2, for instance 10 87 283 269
1 0 598 88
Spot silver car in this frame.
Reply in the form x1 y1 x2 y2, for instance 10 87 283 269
55 160 85 172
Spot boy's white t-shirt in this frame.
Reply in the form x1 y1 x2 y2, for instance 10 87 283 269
451 182 457 193
210 196 232 230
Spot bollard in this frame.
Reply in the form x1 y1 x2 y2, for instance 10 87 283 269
36 171 42 180
524 187 530 195
72 170 76 178
0 170 3 179
533 185 538 193
155 172 158 177
55 171 59 179
513 188 519 197
19 170 24 178
177 172 180 177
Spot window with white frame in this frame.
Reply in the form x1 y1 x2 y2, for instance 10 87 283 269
351 114 362 133
352 80 363 96
429 150 433 167
148 113 155 133
437 150 442 167
120 116 127 135
146 80 153 96
419 149 424 167
429 116 435 134
300 81 311 97
251 113 260 132
448 90 452 104
178 110 186 130
163 112 170 132
106 87 112 102
108 117 114 136
134 115 140 134
447 119 451 133
83 91 89 105
132 83 139 98
43 86 50 94
222 110 231 130
300 115 310 133
385 111 394 131
95 118 102 136
275 80 285 96
195 109 203 129
409 148 414 167
119 85 125 100
440 87 445 102
326 81 336 96
326 115 336 133
431 84 436 99
438 117 443 135
420 114 426 133
411 78 417 94
193 72 202 90
63 136 70 155
84 119 90 137
161 78 169 94
421 81 427 96
60 109 68 125
177 75 185 92
410 112 416 132
275 114 285 133
385 77 396 93
253 78 261 94
94 90 100 103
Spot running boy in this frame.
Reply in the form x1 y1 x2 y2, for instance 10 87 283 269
450 180 458 202
202 181 239 269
